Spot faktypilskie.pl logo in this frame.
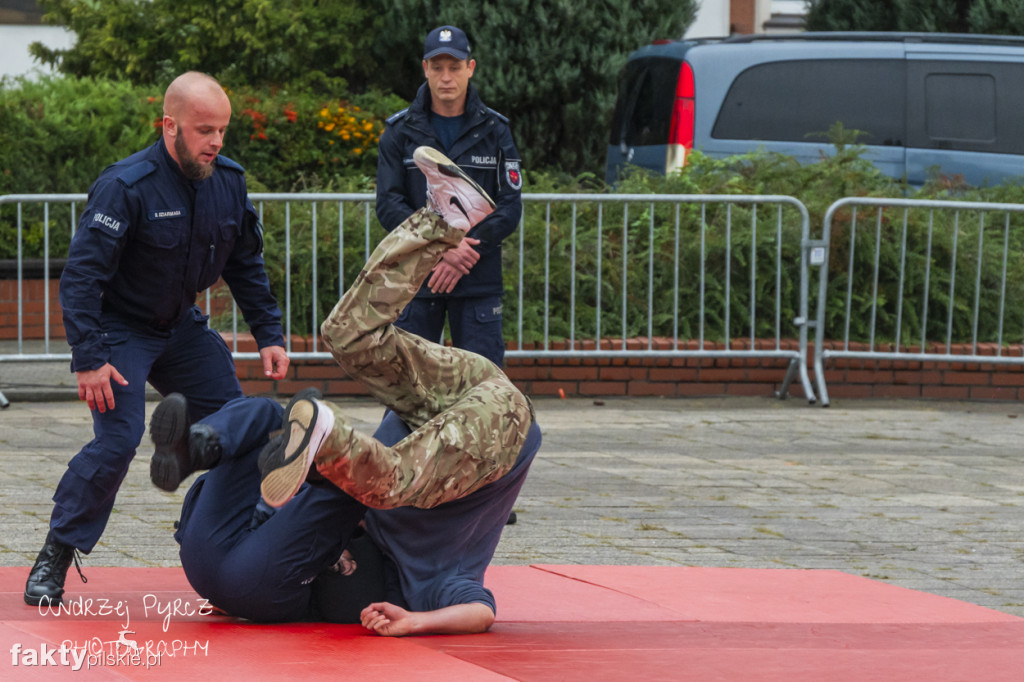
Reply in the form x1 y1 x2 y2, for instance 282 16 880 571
9 593 214 672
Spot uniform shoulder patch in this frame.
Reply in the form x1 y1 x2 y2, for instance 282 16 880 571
216 155 246 173
486 107 509 124
504 160 523 191
385 108 409 126
85 208 129 238
115 160 158 188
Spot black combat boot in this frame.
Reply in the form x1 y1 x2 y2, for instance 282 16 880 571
149 393 223 492
24 531 85 606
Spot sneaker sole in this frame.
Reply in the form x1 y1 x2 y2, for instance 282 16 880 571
260 398 334 508
149 394 189 492
414 147 496 209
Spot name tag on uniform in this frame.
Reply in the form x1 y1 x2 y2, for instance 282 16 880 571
148 208 186 220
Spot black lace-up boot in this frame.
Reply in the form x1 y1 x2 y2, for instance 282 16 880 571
150 393 222 491
24 531 86 606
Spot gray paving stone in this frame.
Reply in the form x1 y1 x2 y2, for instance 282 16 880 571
2 394 1023 616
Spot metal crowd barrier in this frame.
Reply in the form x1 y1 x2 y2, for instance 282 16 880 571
810 197 1024 407
1 192 817 402
510 194 814 403
0 194 82 362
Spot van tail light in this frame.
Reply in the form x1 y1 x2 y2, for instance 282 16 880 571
666 62 695 174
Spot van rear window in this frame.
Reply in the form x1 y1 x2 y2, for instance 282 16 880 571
609 57 682 147
712 59 905 146
908 61 1024 155
926 74 995 143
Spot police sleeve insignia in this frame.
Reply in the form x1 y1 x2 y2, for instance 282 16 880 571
504 160 523 190
86 209 128 238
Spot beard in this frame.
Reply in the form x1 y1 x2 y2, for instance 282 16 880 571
175 133 215 181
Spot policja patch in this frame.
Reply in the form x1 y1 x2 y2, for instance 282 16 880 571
87 210 126 236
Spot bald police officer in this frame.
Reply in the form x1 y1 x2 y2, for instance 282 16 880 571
25 71 289 607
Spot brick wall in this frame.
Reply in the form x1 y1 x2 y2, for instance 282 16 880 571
815 340 1024 402
0 276 230 342
0 278 64 340
730 0 757 34
6 278 1024 402
231 335 1024 403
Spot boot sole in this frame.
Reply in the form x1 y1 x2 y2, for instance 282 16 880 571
149 394 189 492
260 398 334 508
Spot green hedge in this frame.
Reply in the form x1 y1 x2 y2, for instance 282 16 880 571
0 75 403 259
5 74 1024 346
505 150 1024 346
0 75 403 196
245 147 1024 348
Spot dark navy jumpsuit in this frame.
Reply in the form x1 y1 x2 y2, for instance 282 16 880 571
174 395 540 623
53 138 284 553
375 82 523 366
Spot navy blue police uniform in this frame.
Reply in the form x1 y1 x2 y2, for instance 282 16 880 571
53 137 284 553
172 396 539 624
375 82 523 366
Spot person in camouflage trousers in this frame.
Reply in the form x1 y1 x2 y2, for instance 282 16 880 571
259 146 534 511
316 208 533 508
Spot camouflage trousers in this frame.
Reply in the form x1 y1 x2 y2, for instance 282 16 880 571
317 208 534 509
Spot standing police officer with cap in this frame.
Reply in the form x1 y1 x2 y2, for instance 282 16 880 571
375 25 523 367
24 71 289 606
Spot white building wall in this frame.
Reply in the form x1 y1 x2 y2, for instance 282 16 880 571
685 0 806 39
0 24 74 80
685 0 732 39
772 1 807 15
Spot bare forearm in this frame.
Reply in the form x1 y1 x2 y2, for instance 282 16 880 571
409 603 495 635
363 601 495 636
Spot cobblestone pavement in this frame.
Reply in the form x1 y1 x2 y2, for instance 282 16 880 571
1 393 1022 616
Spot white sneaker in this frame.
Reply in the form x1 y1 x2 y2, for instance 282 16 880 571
259 393 335 508
413 146 495 231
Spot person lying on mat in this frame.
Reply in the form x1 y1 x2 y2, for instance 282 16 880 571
148 147 541 634
258 144 534 515
153 392 539 634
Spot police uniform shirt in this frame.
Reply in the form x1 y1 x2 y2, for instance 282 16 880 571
60 138 284 372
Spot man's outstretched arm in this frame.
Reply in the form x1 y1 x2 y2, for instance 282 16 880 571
360 601 495 637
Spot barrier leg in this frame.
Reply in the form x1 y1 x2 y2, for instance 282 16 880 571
0 389 9 409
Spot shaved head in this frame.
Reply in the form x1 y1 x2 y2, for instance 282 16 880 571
164 72 228 118
161 72 232 180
